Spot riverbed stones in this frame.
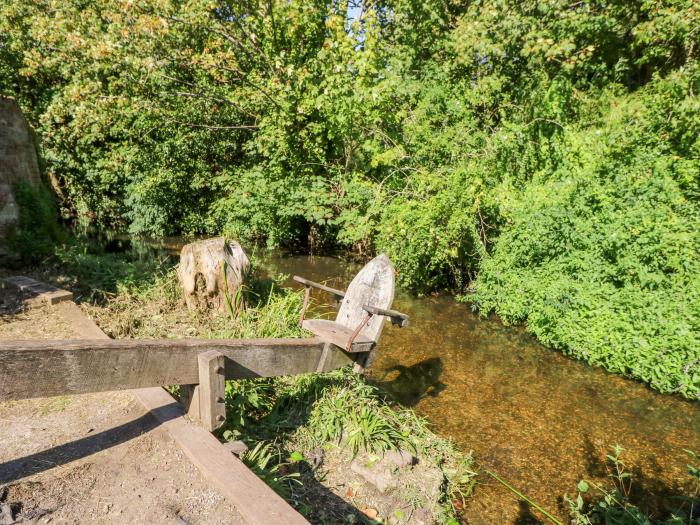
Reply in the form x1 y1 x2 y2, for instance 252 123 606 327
177 237 250 312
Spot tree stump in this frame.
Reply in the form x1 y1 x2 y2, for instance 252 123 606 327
177 238 250 312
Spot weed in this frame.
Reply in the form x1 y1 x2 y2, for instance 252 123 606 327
566 447 700 525
241 441 301 499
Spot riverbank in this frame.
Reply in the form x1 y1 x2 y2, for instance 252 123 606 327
3 238 699 524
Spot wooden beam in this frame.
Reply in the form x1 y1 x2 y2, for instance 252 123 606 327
194 350 227 431
0 337 355 401
133 386 310 525
292 276 345 298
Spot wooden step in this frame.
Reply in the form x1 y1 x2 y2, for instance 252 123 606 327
301 319 375 353
3 276 73 305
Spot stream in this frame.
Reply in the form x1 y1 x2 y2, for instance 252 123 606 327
130 239 700 524
254 250 700 525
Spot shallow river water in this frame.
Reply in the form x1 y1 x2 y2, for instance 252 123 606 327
139 238 700 524
254 251 700 524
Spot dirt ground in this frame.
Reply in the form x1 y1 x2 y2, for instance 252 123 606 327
0 290 245 525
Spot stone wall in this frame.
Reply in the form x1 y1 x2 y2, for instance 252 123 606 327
0 97 42 238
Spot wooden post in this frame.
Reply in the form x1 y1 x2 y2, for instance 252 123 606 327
183 350 227 432
180 384 199 421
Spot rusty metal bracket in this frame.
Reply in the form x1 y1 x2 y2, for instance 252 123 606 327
346 312 373 352
299 285 312 326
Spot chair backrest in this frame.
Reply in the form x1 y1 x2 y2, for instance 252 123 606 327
336 254 395 343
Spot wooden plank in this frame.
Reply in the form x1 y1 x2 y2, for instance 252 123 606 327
336 254 395 341
0 337 355 401
302 319 374 353
133 386 310 525
3 276 73 305
180 383 200 425
54 298 309 525
334 254 395 372
55 302 108 337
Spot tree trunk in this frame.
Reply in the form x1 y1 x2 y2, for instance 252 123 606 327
176 237 250 313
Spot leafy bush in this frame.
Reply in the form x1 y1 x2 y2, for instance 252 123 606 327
470 74 700 399
5 181 64 263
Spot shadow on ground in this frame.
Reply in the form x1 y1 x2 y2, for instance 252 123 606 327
0 410 173 484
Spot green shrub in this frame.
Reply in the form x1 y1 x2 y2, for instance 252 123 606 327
470 75 700 399
5 181 64 263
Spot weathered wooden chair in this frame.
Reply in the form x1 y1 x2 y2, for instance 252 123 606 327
294 253 408 372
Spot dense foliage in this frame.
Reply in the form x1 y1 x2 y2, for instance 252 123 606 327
1 0 698 397
4 181 65 264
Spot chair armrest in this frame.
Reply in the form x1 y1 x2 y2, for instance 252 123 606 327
362 305 410 327
293 276 346 298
